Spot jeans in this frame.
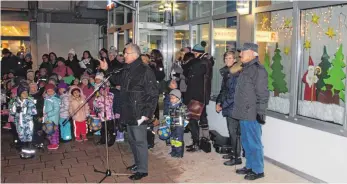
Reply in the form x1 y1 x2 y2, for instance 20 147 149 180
240 120 264 174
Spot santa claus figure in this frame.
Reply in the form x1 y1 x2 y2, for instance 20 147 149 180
302 56 319 101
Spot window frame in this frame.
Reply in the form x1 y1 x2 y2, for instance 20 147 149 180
253 1 347 136
171 0 347 137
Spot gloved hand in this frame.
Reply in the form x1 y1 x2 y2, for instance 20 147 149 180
16 106 22 113
256 114 266 125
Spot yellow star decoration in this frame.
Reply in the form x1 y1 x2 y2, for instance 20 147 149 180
325 27 336 39
311 13 320 24
284 18 292 28
284 47 290 55
262 15 269 24
304 40 311 50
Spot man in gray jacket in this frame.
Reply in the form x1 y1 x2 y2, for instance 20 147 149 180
232 43 269 180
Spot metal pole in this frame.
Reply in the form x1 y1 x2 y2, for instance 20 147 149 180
111 0 136 11
134 1 139 44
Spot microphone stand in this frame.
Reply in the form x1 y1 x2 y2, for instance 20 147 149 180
61 68 131 183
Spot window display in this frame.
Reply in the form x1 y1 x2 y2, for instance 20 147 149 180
255 9 293 114
212 17 237 97
298 5 347 125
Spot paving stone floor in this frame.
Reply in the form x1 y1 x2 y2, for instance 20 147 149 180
1 129 310 183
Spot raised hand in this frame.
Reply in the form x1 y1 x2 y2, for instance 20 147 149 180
98 58 108 71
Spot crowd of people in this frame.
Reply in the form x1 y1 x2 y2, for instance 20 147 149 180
1 40 269 181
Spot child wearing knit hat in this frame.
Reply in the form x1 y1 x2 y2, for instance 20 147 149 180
10 84 37 159
43 83 61 150
57 81 72 142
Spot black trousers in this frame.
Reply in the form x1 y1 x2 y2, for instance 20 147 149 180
226 117 241 158
147 124 155 147
188 106 208 144
32 117 44 145
100 120 116 143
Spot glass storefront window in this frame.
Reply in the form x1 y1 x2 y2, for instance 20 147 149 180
298 5 347 125
257 0 292 7
139 3 164 23
192 1 211 19
255 9 293 114
174 25 190 53
212 17 238 97
1 21 29 36
213 1 236 15
174 1 189 22
139 29 168 54
192 23 210 53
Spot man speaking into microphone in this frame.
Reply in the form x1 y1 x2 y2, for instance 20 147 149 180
99 43 158 180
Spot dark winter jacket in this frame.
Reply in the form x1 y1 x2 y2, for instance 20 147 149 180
1 54 22 76
65 58 82 78
232 58 269 121
30 88 45 122
108 58 124 114
39 62 53 75
80 58 99 75
216 65 239 117
20 61 33 76
116 58 158 125
183 55 213 105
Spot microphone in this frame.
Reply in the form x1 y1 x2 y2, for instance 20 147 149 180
106 68 124 76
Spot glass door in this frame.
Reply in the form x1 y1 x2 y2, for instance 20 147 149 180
192 23 210 53
173 24 190 53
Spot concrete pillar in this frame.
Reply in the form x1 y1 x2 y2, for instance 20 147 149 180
30 21 38 70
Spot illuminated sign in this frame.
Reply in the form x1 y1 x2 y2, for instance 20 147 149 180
214 28 237 41
255 31 278 42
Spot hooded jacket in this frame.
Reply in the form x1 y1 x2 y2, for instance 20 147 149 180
93 88 114 121
44 94 61 125
59 93 69 118
69 86 89 122
216 62 242 117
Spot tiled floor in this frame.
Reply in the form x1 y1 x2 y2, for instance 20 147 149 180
1 130 310 183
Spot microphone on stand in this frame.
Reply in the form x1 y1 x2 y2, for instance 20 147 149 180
105 68 124 76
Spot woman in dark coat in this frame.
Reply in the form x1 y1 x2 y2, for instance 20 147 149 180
49 52 58 69
216 51 243 166
40 54 53 75
66 49 82 78
80 50 99 75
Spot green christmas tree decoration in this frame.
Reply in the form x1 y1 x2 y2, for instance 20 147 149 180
263 51 274 91
316 46 331 91
324 44 346 102
271 43 288 96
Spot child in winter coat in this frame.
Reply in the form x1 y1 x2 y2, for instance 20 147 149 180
164 89 189 158
29 82 45 149
80 74 95 116
69 86 89 142
7 87 21 147
58 81 72 142
10 84 37 159
93 87 115 146
44 84 61 150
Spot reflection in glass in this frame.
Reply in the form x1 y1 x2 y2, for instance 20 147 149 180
255 9 293 114
298 5 347 125
212 17 238 97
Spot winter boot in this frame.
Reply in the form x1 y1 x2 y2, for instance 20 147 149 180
115 131 124 142
47 144 59 150
3 122 11 130
186 142 199 152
